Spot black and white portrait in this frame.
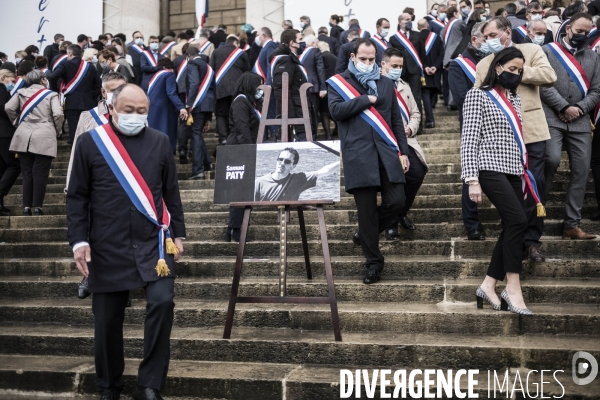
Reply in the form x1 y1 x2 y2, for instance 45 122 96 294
254 141 341 202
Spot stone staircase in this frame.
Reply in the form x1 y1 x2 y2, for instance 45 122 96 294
0 109 599 399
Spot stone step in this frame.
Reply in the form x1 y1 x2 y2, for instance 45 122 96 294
1 355 592 399
1 325 599 371
2 255 599 279
1 276 598 304
1 220 599 243
0 299 598 337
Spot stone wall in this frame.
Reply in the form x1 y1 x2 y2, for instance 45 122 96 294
168 0 247 35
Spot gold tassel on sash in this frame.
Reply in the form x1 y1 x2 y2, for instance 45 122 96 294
155 259 171 277
165 237 179 255
186 114 194 126
537 203 546 218
399 155 406 170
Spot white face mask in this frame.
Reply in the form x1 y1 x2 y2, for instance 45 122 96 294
380 28 389 38
105 92 114 105
532 35 545 45
439 13 447 21
92 55 98 63
354 59 374 73
134 38 144 46
149 43 159 51
431 9 438 17
387 67 402 81
116 113 147 135
106 40 112 46
530 14 543 21
299 22 305 28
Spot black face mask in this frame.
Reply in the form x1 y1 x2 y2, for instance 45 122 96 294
569 33 588 49
498 71 521 90
297 41 306 55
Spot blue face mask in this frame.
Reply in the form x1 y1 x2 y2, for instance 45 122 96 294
486 32 508 53
479 41 493 55
387 68 402 81
5 81 15 92
149 43 159 51
116 113 147 136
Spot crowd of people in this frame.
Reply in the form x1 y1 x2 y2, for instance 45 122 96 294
1 0 600 398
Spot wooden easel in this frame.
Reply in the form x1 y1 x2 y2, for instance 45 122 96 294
223 73 342 341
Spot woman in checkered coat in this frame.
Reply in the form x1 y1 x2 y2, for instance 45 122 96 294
460 47 534 316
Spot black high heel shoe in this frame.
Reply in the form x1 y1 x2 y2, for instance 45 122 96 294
475 286 501 310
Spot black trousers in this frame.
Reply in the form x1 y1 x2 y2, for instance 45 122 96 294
0 138 20 196
177 93 191 154
462 182 481 232
228 207 245 229
421 87 437 124
524 141 546 247
92 277 175 395
215 96 232 142
479 171 528 281
276 97 307 142
64 109 83 144
309 92 319 138
442 69 450 105
404 73 423 130
591 125 600 212
387 147 426 229
353 161 405 270
19 152 52 208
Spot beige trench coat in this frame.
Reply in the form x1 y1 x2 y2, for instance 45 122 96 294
5 84 63 158
395 78 428 170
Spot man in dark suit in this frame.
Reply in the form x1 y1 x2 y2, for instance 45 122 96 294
298 35 326 134
209 24 228 48
269 29 310 141
339 19 371 44
210 36 250 144
335 30 359 74
67 84 185 400
390 13 425 133
327 38 409 284
43 33 63 64
48 44 101 144
126 31 146 85
317 26 340 57
370 18 392 65
140 36 164 91
253 27 279 141
186 47 216 180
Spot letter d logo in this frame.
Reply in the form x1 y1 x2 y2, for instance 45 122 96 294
572 351 598 385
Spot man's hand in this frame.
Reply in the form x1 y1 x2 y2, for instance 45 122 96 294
319 90 327 98
405 126 412 137
429 66 437 74
74 245 91 277
179 108 188 120
203 121 210 133
316 160 341 176
468 183 483 204
368 95 377 104
401 155 410 173
174 238 184 262
563 106 584 122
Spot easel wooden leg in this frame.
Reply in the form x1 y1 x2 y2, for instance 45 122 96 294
297 206 312 279
223 206 252 339
317 205 342 341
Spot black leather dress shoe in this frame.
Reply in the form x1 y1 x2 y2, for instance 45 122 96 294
399 215 416 230
527 244 546 262
425 122 435 129
179 151 188 164
33 207 43 216
132 387 163 400
78 277 91 299
352 231 362 247
23 207 32 216
385 228 400 241
363 267 381 284
100 391 120 400
467 229 485 240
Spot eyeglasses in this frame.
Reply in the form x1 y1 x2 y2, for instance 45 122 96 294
277 158 293 165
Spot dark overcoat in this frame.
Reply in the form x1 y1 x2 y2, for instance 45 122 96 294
185 57 215 113
67 123 186 293
300 47 326 92
209 44 250 99
48 57 101 111
420 30 443 91
327 70 409 193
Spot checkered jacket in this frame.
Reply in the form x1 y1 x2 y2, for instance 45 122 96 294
460 87 525 181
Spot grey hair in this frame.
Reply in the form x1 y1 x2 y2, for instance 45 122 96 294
526 2 543 12
526 19 546 32
111 83 149 108
471 22 484 38
101 71 127 87
200 28 211 38
25 69 45 86
515 0 527 10
481 16 512 34
283 19 293 28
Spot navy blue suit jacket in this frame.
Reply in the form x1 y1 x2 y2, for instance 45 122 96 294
126 44 147 85
185 57 215 113
258 40 278 84
335 40 357 74
48 57 101 111
299 47 326 92
140 52 165 91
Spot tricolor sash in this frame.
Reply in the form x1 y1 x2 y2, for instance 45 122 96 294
129 44 145 54
159 41 176 56
60 60 90 104
176 59 188 83
215 48 244 85
515 25 527 38
52 54 68 70
234 94 261 119
10 77 25 97
395 88 411 125
357 29 368 38
482 87 545 216
192 65 214 110
253 58 266 82
547 42 590 97
188 38 196 43
298 46 314 63
370 35 390 52
89 106 109 126
443 18 460 44
142 50 158 67
589 26 597 37
88 123 177 277
298 65 309 82
270 55 287 80
424 32 437 55
431 18 446 30
39 67 49 74
591 36 600 52
18 88 53 125
327 74 404 167
243 43 250 51
455 55 476 84
199 40 212 54
555 18 570 42
393 31 423 72
147 70 171 95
